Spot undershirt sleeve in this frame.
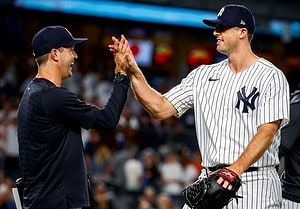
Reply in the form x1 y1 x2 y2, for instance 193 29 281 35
42 79 129 130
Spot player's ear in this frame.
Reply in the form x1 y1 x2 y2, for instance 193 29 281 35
238 28 248 39
50 48 60 61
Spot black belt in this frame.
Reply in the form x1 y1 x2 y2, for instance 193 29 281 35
208 164 259 172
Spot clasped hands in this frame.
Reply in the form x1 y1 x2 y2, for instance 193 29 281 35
108 34 137 75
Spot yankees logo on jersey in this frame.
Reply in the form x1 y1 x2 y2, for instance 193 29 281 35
236 86 260 113
164 58 290 168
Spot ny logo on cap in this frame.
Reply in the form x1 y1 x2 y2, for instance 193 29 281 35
218 7 225 17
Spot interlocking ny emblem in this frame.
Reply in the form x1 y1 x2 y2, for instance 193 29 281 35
236 86 260 113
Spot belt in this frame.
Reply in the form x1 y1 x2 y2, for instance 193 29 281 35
208 164 259 172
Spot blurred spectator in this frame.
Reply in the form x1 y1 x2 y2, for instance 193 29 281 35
115 104 140 148
17 54 36 95
189 150 203 174
138 186 157 209
178 147 199 187
0 175 15 209
94 71 114 107
103 143 139 209
136 110 162 149
93 182 115 209
124 157 144 192
0 54 19 99
156 193 180 209
141 148 161 193
138 199 154 209
84 129 112 177
81 68 102 103
85 130 101 170
0 99 19 180
158 151 183 207
123 157 144 209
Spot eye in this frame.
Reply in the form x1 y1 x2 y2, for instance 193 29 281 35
69 47 76 54
215 24 232 33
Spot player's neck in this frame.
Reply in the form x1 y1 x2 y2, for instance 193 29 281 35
228 51 259 74
36 66 62 87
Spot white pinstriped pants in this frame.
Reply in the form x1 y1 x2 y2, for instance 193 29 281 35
182 167 282 209
282 198 300 209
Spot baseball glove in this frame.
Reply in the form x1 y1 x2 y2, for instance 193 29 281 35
181 167 242 209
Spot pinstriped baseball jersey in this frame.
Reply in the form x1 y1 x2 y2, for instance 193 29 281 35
282 198 300 209
164 58 290 168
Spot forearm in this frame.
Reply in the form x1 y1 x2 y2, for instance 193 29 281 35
94 78 129 129
229 120 281 176
129 66 176 120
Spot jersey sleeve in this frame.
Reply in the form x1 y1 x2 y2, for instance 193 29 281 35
163 69 196 117
258 69 290 128
42 88 100 129
42 79 129 130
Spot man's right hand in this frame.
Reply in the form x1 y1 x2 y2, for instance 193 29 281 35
109 35 129 75
109 35 139 76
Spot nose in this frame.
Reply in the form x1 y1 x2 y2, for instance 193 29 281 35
73 51 78 59
213 30 219 37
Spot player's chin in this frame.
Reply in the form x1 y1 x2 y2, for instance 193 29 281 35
67 70 73 78
62 70 73 80
216 47 226 55
68 66 74 75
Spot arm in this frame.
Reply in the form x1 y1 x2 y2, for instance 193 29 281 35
109 35 177 120
128 61 177 120
228 120 281 176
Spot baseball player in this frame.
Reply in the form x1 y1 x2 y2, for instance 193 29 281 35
279 83 300 209
109 4 290 209
17 26 130 209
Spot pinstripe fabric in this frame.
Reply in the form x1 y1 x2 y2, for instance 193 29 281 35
282 198 300 209
164 58 289 168
163 58 290 209
228 168 282 209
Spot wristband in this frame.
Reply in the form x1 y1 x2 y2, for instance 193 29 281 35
114 72 129 83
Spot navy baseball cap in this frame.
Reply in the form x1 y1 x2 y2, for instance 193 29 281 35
203 4 255 34
32 25 88 58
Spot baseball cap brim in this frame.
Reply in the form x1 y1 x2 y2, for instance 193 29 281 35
202 19 234 28
62 38 88 47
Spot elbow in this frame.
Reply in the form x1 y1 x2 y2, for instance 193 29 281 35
149 109 173 121
106 119 119 129
106 124 118 130
141 97 176 120
151 114 164 120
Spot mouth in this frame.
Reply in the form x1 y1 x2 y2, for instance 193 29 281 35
70 62 74 70
216 38 222 45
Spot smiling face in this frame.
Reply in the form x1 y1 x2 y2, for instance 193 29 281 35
57 46 78 80
213 24 243 55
